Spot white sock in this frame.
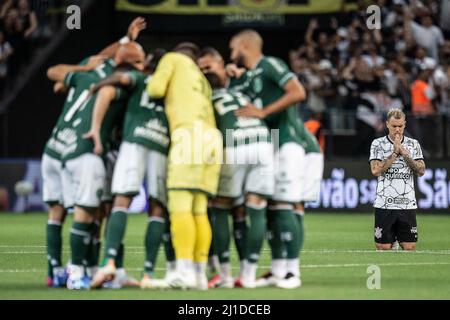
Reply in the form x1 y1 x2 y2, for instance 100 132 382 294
220 262 232 279
286 258 300 277
177 259 194 274
243 261 257 282
167 261 176 272
271 259 287 278
194 262 207 274
209 255 220 273
239 259 246 276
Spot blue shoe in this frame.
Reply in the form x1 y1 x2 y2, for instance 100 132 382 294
52 267 68 288
67 265 90 290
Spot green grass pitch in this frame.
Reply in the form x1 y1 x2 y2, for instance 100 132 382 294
0 212 449 299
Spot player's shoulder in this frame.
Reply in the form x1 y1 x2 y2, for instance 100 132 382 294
163 52 191 64
261 56 288 71
403 135 420 145
371 136 388 146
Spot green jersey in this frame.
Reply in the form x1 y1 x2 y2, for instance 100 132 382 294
212 88 270 147
43 58 117 160
122 71 170 155
231 56 303 146
57 64 127 163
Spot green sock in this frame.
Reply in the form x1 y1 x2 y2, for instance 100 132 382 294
104 209 127 261
115 243 124 269
245 204 267 264
295 214 305 252
275 208 300 259
161 217 175 263
233 217 247 261
208 209 216 257
267 208 284 259
46 221 62 276
144 217 166 274
210 207 231 264
86 221 100 267
70 222 91 265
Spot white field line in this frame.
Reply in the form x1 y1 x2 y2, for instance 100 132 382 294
1 262 450 273
1 249 450 255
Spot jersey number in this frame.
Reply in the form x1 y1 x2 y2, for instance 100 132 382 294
140 91 156 109
64 90 90 122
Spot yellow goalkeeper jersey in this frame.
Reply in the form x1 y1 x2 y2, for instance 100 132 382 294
146 52 216 132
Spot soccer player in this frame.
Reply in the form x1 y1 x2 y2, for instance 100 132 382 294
229 29 307 289
46 42 145 289
43 17 147 288
87 49 175 289
43 61 104 287
369 108 425 251
198 47 274 288
147 43 222 290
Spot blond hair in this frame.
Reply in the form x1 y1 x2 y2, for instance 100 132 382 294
387 108 405 121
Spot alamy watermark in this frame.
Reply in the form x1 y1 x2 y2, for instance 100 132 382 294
168 121 278 170
66 5 81 30
366 5 381 30
366 265 381 289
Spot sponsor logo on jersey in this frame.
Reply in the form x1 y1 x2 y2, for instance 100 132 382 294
386 197 410 205
384 167 411 180
374 227 383 239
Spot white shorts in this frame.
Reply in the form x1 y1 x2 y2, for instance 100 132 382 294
41 154 63 204
112 141 167 206
300 152 324 202
102 150 118 203
272 142 306 203
217 142 274 199
62 153 106 208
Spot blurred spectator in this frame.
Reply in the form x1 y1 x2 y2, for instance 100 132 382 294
441 0 450 38
353 76 385 157
0 30 13 94
305 113 326 153
17 0 38 39
405 6 444 62
411 61 437 115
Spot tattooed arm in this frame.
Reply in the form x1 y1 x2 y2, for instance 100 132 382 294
370 152 399 177
400 146 426 177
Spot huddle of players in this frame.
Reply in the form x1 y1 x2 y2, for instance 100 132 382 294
42 18 324 290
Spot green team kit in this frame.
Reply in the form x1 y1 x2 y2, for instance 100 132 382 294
44 58 117 161
110 70 170 203
211 87 274 198
123 70 170 155
212 88 270 147
230 56 304 147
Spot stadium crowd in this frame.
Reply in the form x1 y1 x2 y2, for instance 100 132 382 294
0 0 65 97
289 0 450 158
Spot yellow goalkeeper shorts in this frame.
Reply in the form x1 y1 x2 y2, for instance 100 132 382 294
167 124 222 196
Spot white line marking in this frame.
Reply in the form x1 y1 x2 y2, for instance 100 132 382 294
2 249 450 255
1 262 450 273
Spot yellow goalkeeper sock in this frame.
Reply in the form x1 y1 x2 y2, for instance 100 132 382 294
193 214 212 263
168 190 196 260
193 192 212 263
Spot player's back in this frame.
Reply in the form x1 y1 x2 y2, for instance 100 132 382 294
147 52 215 132
212 88 270 147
